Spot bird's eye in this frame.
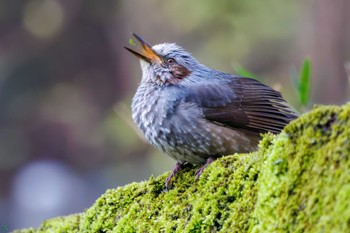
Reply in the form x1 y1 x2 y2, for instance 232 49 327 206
167 58 176 64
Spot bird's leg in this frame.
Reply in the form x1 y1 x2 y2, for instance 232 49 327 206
195 157 214 180
165 162 185 191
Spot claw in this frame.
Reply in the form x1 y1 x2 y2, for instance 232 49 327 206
195 157 214 180
164 162 184 191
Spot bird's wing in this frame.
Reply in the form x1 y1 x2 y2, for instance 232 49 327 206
184 77 298 134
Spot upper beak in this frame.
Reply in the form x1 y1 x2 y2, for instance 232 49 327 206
124 33 163 64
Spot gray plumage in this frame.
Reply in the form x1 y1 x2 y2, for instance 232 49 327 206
126 34 298 188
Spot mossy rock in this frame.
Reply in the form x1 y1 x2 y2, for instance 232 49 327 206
15 103 350 233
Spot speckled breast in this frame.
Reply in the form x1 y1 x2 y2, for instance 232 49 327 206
131 83 259 165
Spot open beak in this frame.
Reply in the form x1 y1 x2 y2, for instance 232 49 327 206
124 33 163 64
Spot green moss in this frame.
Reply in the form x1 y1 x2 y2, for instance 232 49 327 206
15 103 350 233
251 103 350 232
79 151 263 233
13 214 80 233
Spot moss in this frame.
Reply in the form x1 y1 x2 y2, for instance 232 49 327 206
251 103 350 232
78 151 263 233
13 214 80 233
15 103 350 233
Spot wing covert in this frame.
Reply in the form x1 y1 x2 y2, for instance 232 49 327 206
184 77 298 134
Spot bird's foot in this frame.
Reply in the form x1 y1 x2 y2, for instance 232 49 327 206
195 157 214 180
164 162 184 191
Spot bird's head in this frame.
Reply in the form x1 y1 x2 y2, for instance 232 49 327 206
125 33 201 86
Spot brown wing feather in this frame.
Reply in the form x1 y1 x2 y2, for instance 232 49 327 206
200 77 298 134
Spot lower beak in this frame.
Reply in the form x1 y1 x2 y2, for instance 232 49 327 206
124 33 163 64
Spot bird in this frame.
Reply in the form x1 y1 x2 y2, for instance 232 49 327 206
125 33 298 190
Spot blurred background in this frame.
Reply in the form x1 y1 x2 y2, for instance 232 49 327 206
0 0 349 230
